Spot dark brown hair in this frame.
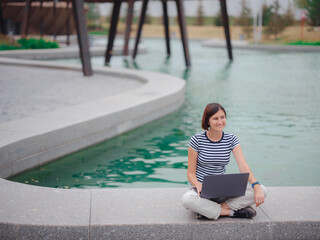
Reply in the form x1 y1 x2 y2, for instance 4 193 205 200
201 103 227 130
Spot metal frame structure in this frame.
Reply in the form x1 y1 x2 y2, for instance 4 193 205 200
1 0 93 76
0 0 233 75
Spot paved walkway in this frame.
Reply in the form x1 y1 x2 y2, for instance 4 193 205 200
0 64 142 123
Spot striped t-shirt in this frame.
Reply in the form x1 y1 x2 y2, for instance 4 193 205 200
189 131 240 183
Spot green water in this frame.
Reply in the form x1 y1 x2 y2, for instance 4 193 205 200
10 39 320 188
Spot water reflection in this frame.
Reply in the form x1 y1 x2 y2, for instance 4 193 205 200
11 112 192 188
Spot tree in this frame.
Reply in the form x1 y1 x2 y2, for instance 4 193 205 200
194 0 204 26
294 0 320 27
237 0 252 38
214 11 222 26
86 3 100 29
262 4 273 26
305 0 320 26
294 0 307 8
283 2 295 26
264 0 285 39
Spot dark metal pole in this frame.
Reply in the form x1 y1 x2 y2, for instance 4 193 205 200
105 0 122 65
175 0 191 67
132 0 149 60
162 0 171 57
66 0 71 46
220 0 233 61
0 2 6 34
53 0 57 42
21 0 32 38
72 0 93 76
123 0 134 56
39 0 44 38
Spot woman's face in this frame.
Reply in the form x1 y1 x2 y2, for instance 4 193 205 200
208 109 226 131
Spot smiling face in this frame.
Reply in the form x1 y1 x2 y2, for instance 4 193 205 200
208 109 226 131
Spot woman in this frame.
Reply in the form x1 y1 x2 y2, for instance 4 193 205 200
182 103 267 220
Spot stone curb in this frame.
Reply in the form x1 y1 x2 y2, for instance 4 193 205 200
0 184 319 240
202 39 320 52
0 45 147 60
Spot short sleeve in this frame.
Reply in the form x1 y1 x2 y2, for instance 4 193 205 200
189 134 199 152
231 135 240 150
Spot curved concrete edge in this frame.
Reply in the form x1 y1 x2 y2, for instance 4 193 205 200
201 39 320 52
0 57 185 178
0 183 319 240
0 44 147 60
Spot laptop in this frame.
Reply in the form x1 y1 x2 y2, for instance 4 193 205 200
200 173 249 199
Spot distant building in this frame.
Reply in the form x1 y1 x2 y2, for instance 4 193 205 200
2 2 77 36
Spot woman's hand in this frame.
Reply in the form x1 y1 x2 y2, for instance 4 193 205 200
254 185 265 207
195 182 203 195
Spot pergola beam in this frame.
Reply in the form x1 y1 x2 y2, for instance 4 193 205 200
162 0 170 57
123 0 134 56
220 0 233 61
104 0 122 65
21 0 32 37
72 0 93 76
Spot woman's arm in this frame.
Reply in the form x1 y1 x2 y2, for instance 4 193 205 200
187 147 202 195
232 144 265 207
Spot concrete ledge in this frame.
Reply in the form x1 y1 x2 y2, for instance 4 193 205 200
0 45 147 60
202 39 320 52
0 57 185 178
0 181 319 240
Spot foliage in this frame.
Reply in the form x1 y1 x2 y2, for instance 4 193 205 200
0 35 20 50
0 37 59 51
18 38 59 49
86 3 101 29
86 3 100 22
294 0 308 8
214 12 222 26
87 22 103 30
305 0 320 26
236 0 252 38
283 2 295 26
264 0 286 39
294 0 320 26
194 0 204 26
262 4 273 26
88 30 109 36
145 13 152 24
285 40 320 45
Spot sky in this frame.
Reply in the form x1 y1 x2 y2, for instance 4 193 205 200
98 0 303 20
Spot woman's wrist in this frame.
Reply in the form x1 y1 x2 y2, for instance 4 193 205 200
251 181 260 188
253 184 262 192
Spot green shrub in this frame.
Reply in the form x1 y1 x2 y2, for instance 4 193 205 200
0 37 59 51
0 44 20 50
17 38 59 49
89 30 109 35
285 41 320 45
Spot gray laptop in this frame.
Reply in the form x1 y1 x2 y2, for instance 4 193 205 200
200 173 249 199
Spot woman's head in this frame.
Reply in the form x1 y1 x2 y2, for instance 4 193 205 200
201 103 227 130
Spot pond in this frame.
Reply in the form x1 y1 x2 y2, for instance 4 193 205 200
10 38 320 188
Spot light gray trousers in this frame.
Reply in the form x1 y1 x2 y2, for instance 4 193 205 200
182 184 267 220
